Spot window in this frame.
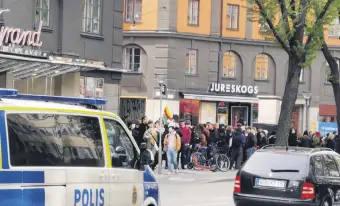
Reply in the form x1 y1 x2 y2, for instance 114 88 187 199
312 155 324 176
299 70 304 82
35 0 50 27
185 50 197 74
7 113 104 167
227 5 239 29
259 22 268 33
125 0 142 22
255 54 269 80
323 155 340 177
328 18 340 38
124 47 141 72
223 51 236 78
80 77 104 99
188 0 199 25
82 0 102 34
326 59 340 83
104 119 136 168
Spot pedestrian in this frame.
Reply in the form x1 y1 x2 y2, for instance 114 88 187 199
326 133 336 150
258 131 268 148
143 120 159 170
229 127 245 170
313 132 322 148
132 120 141 147
245 127 256 159
300 130 313 148
178 120 192 169
139 116 148 143
163 123 181 174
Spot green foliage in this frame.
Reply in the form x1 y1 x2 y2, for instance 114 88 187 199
248 0 340 68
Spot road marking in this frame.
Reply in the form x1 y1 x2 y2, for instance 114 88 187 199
183 201 232 206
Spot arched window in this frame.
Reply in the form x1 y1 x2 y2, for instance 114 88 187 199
223 51 236 78
124 46 141 72
326 59 340 82
255 54 269 80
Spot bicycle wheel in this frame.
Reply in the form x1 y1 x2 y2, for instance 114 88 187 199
191 152 206 169
215 154 230 172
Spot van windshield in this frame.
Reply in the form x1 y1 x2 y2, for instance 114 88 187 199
243 152 309 175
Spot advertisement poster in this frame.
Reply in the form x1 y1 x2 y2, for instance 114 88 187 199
318 122 338 137
217 102 228 125
95 78 104 98
85 77 95 98
79 77 85 98
231 106 248 127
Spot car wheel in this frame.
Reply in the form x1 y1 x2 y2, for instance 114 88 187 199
321 198 331 206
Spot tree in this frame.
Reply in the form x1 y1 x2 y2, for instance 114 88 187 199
247 0 340 145
322 41 340 131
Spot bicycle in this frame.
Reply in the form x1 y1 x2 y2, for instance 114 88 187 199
187 142 230 172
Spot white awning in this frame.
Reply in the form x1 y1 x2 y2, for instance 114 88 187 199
183 93 259 103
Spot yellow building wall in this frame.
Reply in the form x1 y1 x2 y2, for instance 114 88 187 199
123 0 158 31
222 0 247 38
177 0 212 35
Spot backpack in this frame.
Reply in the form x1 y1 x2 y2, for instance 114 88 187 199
232 132 242 148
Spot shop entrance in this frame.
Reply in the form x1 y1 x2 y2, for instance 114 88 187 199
229 103 252 127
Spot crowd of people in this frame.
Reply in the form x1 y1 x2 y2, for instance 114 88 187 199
288 129 340 152
124 115 276 174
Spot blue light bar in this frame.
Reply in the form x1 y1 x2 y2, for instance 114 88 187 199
0 89 18 97
4 94 108 105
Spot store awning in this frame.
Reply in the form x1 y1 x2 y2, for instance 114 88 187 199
183 93 259 103
0 53 123 81
319 104 336 116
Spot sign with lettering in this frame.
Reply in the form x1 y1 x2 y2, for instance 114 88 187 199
208 83 258 95
0 20 49 58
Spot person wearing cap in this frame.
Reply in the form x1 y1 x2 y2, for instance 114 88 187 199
164 123 181 174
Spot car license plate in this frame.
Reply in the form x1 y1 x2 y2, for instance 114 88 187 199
255 178 286 188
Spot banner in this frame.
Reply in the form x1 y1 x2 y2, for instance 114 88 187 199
318 122 338 137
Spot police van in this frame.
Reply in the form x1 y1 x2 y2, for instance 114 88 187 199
0 89 159 206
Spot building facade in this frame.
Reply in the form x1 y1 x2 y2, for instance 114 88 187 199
122 0 340 133
0 0 123 114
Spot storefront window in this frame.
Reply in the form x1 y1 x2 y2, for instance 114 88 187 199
180 99 200 125
231 106 249 127
80 77 104 98
319 116 337 123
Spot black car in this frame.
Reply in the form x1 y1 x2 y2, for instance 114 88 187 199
233 145 340 206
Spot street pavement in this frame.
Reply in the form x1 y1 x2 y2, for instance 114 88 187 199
156 169 237 206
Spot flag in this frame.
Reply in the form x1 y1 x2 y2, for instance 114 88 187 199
162 105 173 124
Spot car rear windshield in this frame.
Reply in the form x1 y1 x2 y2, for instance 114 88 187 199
243 152 309 174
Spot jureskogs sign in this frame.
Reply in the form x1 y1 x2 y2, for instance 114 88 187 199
208 83 258 95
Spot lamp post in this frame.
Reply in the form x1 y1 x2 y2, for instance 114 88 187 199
302 91 312 132
158 80 165 174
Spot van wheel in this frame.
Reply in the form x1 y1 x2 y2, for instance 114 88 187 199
321 198 331 206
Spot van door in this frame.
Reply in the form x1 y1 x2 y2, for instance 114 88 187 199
103 118 144 206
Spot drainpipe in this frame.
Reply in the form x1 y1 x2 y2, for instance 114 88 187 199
58 0 63 55
217 0 223 85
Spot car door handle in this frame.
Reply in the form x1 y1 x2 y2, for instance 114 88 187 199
99 174 107 180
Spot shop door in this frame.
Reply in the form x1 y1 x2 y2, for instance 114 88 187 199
291 106 300 131
120 98 146 121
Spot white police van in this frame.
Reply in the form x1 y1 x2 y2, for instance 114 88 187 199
0 89 159 206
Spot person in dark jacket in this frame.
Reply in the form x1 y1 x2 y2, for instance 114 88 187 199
288 128 298 146
139 116 148 143
258 131 268 148
300 130 313 148
229 127 245 170
326 133 336 150
245 127 256 159
132 120 141 147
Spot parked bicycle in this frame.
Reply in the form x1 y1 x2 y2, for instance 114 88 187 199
187 141 230 172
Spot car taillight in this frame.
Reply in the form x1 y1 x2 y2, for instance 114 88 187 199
301 182 315 200
234 175 241 193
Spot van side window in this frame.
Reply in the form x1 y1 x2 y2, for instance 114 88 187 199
323 155 340 177
312 155 324 176
104 119 136 168
7 113 105 167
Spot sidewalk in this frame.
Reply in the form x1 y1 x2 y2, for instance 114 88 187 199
155 168 237 184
